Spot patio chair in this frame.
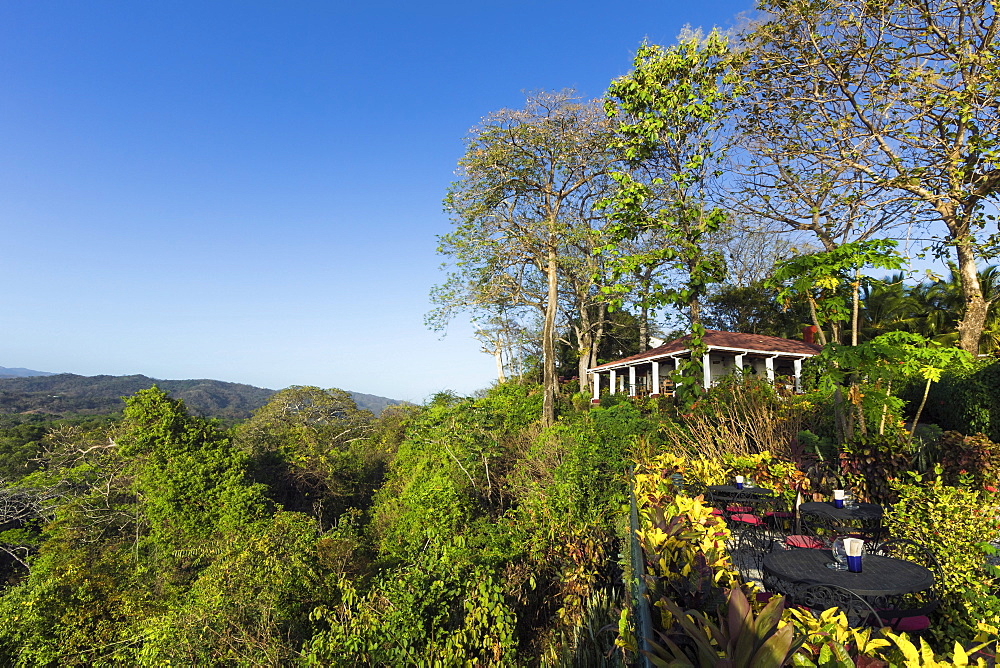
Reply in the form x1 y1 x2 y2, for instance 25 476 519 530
754 496 825 550
717 488 776 533
798 509 873 550
871 538 943 636
729 524 777 586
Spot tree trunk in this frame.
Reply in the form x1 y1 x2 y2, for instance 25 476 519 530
908 377 933 444
590 303 606 369
807 297 828 346
955 236 990 355
851 269 860 346
689 297 701 326
542 243 559 427
833 386 848 444
639 306 649 351
878 379 893 435
577 341 591 397
494 344 506 383
575 303 594 396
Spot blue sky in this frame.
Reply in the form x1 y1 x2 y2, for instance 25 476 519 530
0 1 756 403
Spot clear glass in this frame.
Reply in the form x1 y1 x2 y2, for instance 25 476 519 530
827 537 848 570
844 491 858 509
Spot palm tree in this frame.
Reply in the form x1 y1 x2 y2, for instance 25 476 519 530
859 272 917 341
861 265 1000 353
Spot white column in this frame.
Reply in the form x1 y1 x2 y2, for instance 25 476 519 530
628 366 637 396
702 352 712 389
793 358 802 393
609 369 617 394
652 361 660 395
592 372 601 401
735 353 744 375
765 356 775 383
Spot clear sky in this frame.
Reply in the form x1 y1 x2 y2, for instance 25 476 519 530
1 1 756 403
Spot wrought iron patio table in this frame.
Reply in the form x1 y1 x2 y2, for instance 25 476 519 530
762 547 934 606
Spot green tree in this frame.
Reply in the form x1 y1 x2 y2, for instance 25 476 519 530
767 239 905 346
0 387 281 665
234 385 374 527
431 91 619 426
600 30 733 404
743 0 1000 354
703 281 810 338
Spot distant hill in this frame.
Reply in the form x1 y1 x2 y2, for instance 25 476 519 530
0 366 59 379
0 372 402 420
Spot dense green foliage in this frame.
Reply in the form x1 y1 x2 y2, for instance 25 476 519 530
0 381 653 664
908 358 1000 443
884 473 1000 647
0 368 997 664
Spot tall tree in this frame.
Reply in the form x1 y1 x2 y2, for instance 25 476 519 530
600 30 732 404
430 91 617 425
742 0 1000 353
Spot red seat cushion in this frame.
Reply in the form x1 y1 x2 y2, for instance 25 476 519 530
878 615 930 633
727 505 753 513
766 511 794 518
730 513 764 526
785 535 824 549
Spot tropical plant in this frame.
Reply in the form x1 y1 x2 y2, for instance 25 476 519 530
645 588 799 667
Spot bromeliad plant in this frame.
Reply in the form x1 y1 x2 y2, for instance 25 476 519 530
645 588 800 668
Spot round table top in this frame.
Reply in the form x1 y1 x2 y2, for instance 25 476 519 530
799 501 884 521
706 484 774 498
762 548 934 597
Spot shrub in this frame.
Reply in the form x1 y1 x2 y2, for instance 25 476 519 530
884 472 1000 646
632 458 740 615
840 433 911 505
937 431 1000 489
722 451 807 507
660 375 815 460
544 402 650 522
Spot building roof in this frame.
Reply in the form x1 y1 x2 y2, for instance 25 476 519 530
589 330 822 372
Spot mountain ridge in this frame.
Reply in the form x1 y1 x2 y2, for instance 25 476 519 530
0 371 401 419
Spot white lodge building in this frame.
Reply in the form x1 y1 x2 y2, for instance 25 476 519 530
587 330 822 402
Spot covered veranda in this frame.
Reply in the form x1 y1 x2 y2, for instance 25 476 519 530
587 330 822 402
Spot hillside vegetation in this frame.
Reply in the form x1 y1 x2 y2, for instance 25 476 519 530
0 382 638 665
